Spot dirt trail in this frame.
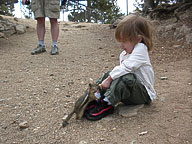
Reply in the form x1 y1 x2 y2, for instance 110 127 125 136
0 18 192 144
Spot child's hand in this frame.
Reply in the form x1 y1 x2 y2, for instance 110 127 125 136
22 0 26 5
101 76 112 89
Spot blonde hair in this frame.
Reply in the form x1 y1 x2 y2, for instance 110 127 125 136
115 15 154 51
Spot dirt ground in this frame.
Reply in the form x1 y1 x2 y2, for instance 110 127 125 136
0 15 192 144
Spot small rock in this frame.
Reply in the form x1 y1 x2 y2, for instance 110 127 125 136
0 99 5 104
75 25 86 28
138 131 148 136
96 124 103 129
0 32 5 38
62 28 68 32
0 15 4 20
3 80 8 83
186 33 192 44
112 127 116 131
15 24 26 34
55 88 60 91
66 95 70 97
19 121 29 129
62 114 68 121
89 78 93 81
14 17 18 21
111 54 115 57
172 45 180 48
118 104 144 118
79 140 87 144
130 140 136 144
160 77 168 80
68 81 74 85
159 97 165 102
33 127 40 132
81 81 85 84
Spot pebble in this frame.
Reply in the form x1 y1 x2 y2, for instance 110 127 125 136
68 81 74 85
66 95 70 97
62 115 68 120
89 78 93 81
33 127 40 132
81 81 85 84
172 45 180 48
118 104 144 118
159 97 165 102
130 140 136 144
138 131 148 136
112 127 116 131
160 77 168 80
55 88 60 91
19 121 29 129
0 99 5 103
79 141 87 144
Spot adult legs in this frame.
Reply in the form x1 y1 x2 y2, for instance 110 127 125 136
50 18 59 43
50 18 59 55
37 17 46 42
31 17 46 55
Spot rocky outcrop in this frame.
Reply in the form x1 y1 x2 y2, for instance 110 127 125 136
0 15 26 38
109 8 192 45
109 16 125 29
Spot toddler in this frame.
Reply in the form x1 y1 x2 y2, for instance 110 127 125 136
85 15 156 120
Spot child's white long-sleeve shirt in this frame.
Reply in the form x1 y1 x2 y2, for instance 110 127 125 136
109 43 156 101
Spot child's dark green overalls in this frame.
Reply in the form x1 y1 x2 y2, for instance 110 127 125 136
96 71 151 106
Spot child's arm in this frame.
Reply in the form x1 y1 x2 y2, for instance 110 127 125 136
100 76 113 89
110 43 149 80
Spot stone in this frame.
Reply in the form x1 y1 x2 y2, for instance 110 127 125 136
138 131 148 136
179 24 191 34
160 77 168 80
79 141 87 144
15 24 26 34
0 99 5 104
109 16 125 29
14 17 19 22
19 121 29 129
172 45 180 48
0 23 4 31
164 24 175 32
3 26 16 37
0 32 4 38
118 104 144 118
186 33 192 44
0 15 4 20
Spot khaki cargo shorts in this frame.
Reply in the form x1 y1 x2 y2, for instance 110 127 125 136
31 0 60 19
